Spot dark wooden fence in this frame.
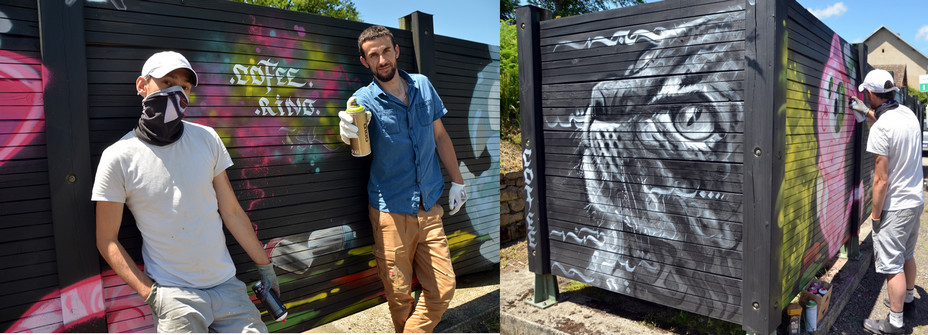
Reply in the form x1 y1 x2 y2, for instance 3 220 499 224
517 0 877 332
0 0 499 332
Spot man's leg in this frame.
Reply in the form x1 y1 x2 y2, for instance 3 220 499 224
369 206 418 333
864 207 917 334
905 258 917 292
888 272 907 312
207 277 267 333
404 205 456 333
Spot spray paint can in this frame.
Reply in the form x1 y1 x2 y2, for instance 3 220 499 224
346 98 371 157
253 281 287 322
805 300 818 332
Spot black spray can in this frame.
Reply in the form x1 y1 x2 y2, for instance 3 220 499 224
253 281 287 322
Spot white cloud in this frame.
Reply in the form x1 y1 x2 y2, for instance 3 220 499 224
809 2 847 19
917 26 928 42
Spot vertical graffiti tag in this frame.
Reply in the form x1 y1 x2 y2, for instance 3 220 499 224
523 146 536 250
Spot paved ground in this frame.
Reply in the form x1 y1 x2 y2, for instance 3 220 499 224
499 158 928 335
305 267 499 333
825 159 928 334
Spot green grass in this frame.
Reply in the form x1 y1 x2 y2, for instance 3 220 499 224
482 312 500 332
563 280 592 292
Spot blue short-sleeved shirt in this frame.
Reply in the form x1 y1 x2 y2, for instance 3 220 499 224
353 70 448 215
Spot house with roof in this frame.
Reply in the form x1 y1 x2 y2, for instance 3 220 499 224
863 26 928 92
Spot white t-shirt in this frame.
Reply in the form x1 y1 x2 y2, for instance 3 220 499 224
866 105 925 211
92 121 236 288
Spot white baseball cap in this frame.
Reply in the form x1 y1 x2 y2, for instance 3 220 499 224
858 69 898 94
141 51 199 86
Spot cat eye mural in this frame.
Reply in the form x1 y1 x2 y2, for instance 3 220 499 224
520 0 870 330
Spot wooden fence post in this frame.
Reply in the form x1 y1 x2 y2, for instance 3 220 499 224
516 5 557 309
843 43 869 261
37 0 103 330
400 11 435 79
742 0 784 333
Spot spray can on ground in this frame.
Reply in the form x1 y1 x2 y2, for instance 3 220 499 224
805 300 818 332
253 281 287 322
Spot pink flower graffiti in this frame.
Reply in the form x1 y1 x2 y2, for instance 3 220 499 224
815 33 862 257
7 270 153 333
0 50 45 168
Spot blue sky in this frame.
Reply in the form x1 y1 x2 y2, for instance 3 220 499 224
354 0 500 46
796 0 928 58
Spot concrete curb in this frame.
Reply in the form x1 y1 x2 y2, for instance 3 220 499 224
438 289 500 333
500 312 570 335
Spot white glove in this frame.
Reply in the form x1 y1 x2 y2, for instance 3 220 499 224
338 96 371 145
448 182 467 215
849 96 868 123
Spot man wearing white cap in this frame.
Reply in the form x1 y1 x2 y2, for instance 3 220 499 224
851 69 923 334
92 51 278 333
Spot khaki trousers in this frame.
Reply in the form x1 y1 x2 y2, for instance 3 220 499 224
368 205 456 333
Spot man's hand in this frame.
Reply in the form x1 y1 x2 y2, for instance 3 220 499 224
338 97 371 145
448 182 468 215
849 96 868 122
257 263 280 296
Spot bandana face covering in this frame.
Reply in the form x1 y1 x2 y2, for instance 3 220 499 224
873 99 899 120
136 86 188 146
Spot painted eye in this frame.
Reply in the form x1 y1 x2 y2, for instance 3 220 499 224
673 105 714 141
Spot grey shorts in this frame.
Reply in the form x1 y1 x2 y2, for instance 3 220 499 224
145 277 267 333
872 204 923 274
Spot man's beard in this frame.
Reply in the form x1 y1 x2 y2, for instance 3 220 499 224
372 63 397 82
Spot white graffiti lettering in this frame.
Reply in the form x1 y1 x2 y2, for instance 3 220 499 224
231 59 307 94
254 95 317 116
522 147 536 249
230 58 316 118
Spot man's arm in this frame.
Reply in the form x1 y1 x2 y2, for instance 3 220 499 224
433 119 464 184
872 154 889 220
213 170 272 266
96 201 155 300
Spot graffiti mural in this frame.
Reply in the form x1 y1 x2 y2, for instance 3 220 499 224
776 29 864 306
541 8 745 320
1 0 499 332
522 0 871 330
457 60 502 264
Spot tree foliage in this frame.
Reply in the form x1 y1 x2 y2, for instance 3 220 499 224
231 0 360 21
501 0 519 21
500 0 645 133
500 20 519 130
527 0 644 18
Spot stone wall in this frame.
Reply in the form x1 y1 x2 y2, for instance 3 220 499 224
500 170 526 243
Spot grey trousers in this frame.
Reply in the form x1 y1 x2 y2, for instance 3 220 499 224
146 277 267 333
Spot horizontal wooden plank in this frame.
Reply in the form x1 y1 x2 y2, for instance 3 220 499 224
543 183 743 231
539 0 742 37
549 258 742 323
541 16 745 54
548 223 742 275
544 161 744 195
